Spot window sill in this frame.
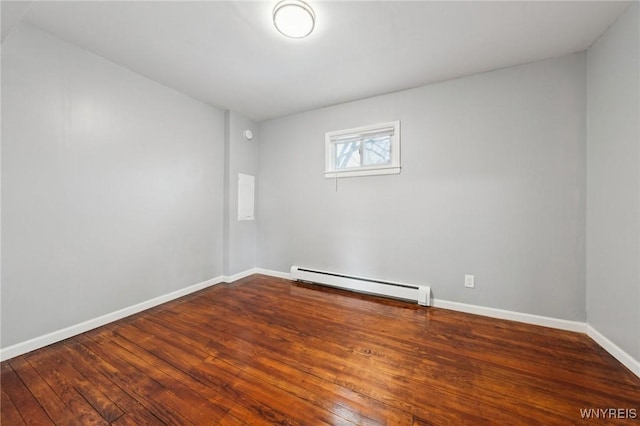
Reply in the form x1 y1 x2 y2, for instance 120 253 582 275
324 166 401 179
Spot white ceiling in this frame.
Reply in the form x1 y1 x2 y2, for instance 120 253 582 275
2 1 631 121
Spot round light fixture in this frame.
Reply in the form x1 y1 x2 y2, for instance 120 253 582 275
273 0 315 39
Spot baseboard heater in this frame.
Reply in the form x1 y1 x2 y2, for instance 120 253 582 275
290 266 431 306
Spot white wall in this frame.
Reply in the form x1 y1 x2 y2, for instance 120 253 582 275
1 24 225 348
3 7 637 374
258 53 587 321
586 3 640 362
223 111 258 276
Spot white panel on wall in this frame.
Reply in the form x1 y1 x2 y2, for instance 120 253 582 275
238 173 255 221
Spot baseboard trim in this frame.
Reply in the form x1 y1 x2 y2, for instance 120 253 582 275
253 267 291 280
0 276 224 362
3 269 638 380
587 325 640 378
258 269 640 378
259 268 586 333
223 267 290 283
222 269 258 283
432 299 587 333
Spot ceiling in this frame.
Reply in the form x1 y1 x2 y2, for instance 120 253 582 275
1 1 631 121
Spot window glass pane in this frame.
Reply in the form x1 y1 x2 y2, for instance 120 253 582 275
363 136 391 166
335 141 361 169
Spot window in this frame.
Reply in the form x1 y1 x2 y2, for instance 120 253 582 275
324 121 400 178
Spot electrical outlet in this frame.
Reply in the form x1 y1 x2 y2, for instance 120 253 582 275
464 275 475 288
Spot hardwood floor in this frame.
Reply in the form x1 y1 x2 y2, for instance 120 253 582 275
2 274 639 425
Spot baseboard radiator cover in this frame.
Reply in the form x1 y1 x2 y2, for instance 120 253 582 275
290 266 431 306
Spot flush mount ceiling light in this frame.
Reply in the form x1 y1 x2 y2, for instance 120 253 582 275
273 0 315 39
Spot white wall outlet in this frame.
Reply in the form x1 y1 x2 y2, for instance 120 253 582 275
464 275 475 288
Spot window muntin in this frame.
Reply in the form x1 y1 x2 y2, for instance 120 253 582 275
325 121 400 178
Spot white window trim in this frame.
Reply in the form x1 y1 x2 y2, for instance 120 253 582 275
324 120 401 178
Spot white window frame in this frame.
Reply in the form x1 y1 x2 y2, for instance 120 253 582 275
324 120 401 178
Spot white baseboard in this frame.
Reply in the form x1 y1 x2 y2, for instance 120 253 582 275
0 276 224 362
222 269 258 283
252 269 640 378
259 267 585 333
223 267 290 283
3 268 638 380
587 325 640 378
432 299 587 333
253 267 291 280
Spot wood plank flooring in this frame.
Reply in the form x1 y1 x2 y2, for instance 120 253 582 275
2 274 639 425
